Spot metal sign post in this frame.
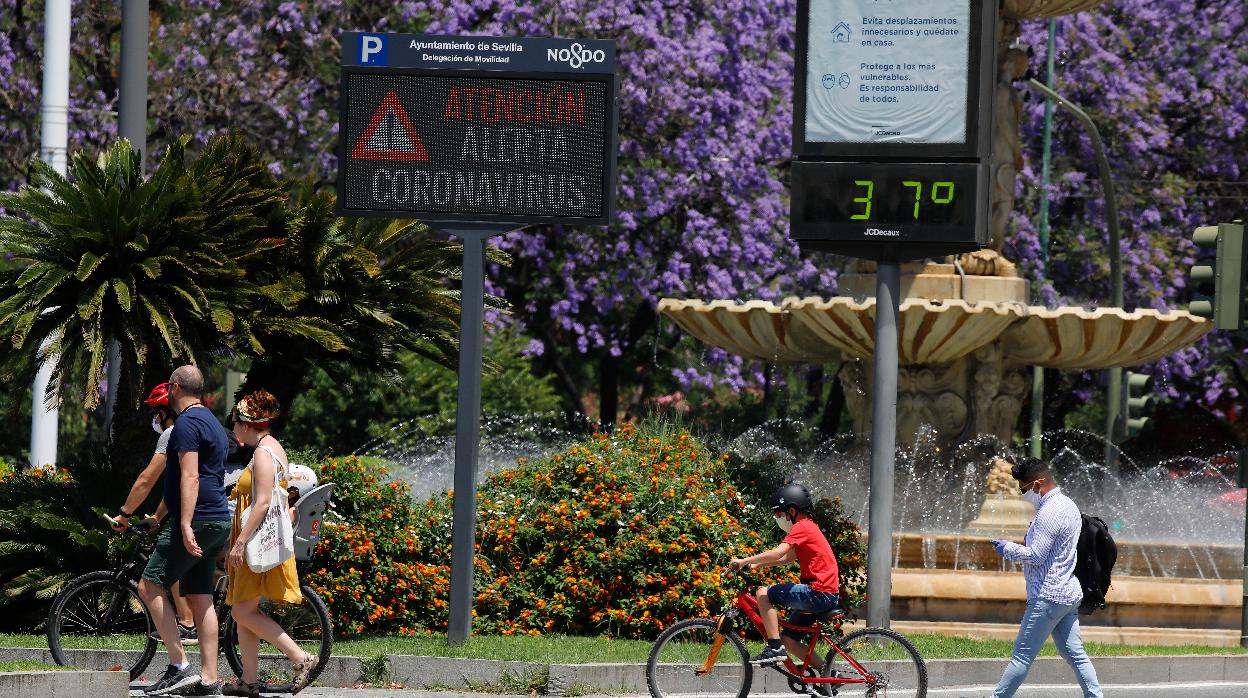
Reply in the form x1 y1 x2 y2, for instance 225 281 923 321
792 0 997 628
866 260 900 629
443 223 511 645
337 32 618 644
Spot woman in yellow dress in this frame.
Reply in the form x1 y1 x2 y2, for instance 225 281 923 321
225 390 318 696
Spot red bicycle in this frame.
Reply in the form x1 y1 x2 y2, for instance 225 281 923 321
645 569 926 698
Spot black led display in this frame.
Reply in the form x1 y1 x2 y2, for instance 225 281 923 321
340 71 613 223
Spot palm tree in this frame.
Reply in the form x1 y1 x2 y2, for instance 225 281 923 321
0 136 292 467
235 184 508 428
0 133 499 465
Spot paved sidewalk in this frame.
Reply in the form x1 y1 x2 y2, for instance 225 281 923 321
264 682 1248 697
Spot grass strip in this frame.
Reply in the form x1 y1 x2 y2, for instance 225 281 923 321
3 632 1245 663
0 660 79 671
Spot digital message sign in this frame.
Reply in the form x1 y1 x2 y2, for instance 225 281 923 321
337 33 618 225
805 0 972 147
791 0 995 260
795 0 991 159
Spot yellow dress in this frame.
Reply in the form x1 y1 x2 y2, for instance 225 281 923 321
227 451 302 606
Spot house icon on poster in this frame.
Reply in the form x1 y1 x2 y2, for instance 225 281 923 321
831 22 852 43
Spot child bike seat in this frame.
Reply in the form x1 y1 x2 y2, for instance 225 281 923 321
292 483 335 562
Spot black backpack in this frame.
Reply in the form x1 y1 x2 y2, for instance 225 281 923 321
1074 514 1117 614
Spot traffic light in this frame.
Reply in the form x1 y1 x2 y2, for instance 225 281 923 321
1125 371 1154 436
1188 221 1247 330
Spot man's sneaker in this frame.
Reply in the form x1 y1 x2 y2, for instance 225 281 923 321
176 680 224 696
177 623 198 645
749 645 789 665
144 664 201 694
148 623 198 646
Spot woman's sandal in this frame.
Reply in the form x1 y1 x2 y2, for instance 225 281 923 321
226 680 262 698
290 654 319 694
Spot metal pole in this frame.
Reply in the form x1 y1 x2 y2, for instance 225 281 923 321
30 0 71 468
1241 450 1248 648
105 0 149 434
119 0 149 166
866 259 900 629
1242 494 1248 648
445 224 508 645
1029 18 1057 460
1025 78 1122 475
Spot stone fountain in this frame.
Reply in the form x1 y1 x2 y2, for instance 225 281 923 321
658 0 1244 645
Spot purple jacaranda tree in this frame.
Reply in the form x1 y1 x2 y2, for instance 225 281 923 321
1005 1 1248 439
418 0 840 426
1 0 1245 437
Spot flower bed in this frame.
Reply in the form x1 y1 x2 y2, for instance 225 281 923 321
307 423 865 639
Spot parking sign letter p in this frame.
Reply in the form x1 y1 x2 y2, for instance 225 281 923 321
361 35 384 64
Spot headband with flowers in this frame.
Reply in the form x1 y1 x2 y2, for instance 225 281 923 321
234 396 277 423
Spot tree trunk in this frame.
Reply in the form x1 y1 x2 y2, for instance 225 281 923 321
107 358 173 477
805 366 825 419
819 366 846 439
598 353 619 432
761 364 774 423
238 354 309 436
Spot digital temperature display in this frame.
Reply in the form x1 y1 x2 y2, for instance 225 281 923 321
790 160 987 258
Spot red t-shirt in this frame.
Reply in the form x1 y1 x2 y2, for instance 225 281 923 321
783 517 840 594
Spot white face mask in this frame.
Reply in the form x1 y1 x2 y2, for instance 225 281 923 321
774 513 794 533
1023 488 1043 508
152 417 164 435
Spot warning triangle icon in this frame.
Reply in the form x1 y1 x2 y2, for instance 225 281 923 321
351 91 430 161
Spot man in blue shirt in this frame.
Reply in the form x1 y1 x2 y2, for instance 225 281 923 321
136 365 231 696
989 457 1102 698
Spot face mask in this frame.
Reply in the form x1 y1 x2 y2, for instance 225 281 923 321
774 513 794 533
152 417 164 435
1023 488 1043 508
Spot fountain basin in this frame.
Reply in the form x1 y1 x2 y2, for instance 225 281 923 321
657 296 1211 370
890 568 1242 631
892 532 1243 581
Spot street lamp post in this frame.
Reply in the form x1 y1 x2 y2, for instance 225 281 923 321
30 0 72 468
1025 78 1123 475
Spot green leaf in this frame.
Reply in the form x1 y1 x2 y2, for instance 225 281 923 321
74 251 106 281
111 279 132 312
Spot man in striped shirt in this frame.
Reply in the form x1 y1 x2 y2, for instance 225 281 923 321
988 457 1102 698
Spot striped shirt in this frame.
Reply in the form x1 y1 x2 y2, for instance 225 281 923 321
1000 487 1084 605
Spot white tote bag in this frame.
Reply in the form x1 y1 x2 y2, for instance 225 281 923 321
241 446 295 573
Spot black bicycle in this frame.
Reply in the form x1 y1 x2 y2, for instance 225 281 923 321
46 524 333 689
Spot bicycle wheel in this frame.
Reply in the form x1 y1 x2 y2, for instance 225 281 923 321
223 585 333 686
646 618 751 698
47 571 158 680
823 627 927 697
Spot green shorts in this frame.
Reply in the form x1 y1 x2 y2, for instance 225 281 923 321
141 520 231 595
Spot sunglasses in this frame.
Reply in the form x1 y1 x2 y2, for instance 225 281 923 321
1018 477 1045 494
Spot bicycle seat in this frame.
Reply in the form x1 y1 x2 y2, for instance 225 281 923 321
815 608 846 622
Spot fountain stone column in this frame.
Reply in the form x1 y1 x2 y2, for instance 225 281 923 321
966 457 1034 535
838 257 1031 453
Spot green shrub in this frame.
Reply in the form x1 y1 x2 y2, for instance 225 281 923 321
0 457 126 630
307 422 866 639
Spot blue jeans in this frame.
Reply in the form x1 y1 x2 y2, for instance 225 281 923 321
992 599 1102 698
766 583 839 640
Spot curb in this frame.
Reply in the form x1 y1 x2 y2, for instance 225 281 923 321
4 647 1248 694
0 669 130 698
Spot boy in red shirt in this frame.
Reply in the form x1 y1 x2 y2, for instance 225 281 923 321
730 482 840 666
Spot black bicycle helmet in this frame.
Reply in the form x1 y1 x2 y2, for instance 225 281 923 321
771 482 813 512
